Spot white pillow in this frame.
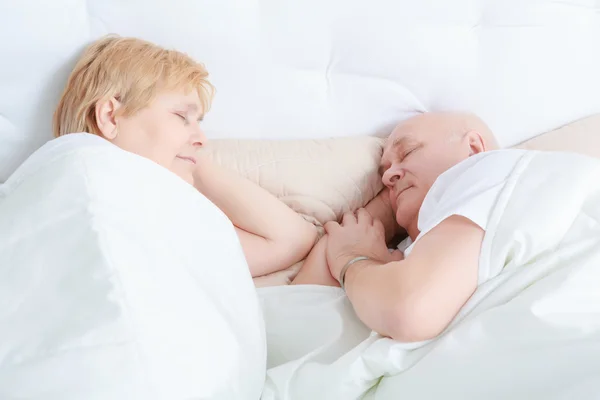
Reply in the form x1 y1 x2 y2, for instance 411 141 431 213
0 134 265 399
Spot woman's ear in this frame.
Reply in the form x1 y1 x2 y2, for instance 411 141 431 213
95 96 122 140
466 130 486 156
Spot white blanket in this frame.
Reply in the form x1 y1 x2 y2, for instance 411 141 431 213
0 134 266 399
259 151 600 400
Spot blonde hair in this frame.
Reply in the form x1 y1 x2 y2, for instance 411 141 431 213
53 35 215 137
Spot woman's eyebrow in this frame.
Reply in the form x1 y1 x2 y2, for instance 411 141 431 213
176 103 204 121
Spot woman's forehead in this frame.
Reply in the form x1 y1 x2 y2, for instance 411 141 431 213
155 90 203 110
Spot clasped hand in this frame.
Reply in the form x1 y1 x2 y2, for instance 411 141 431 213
324 208 403 283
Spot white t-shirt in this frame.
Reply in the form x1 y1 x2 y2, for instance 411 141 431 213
398 150 528 257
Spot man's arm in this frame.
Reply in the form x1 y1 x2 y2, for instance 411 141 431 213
327 214 482 342
194 157 318 277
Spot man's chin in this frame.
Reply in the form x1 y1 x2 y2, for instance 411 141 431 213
395 205 416 228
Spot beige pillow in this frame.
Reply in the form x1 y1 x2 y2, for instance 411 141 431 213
199 136 385 227
514 113 600 158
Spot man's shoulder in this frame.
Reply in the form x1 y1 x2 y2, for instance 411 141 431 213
417 149 529 236
431 149 530 199
456 149 531 172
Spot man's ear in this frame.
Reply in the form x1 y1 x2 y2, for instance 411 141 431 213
466 130 486 156
95 96 122 140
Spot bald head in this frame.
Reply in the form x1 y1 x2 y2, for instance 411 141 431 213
381 111 499 239
388 111 499 151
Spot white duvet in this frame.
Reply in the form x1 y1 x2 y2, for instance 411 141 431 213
260 151 600 400
0 134 266 399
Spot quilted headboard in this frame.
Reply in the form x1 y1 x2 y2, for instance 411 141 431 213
1 0 599 183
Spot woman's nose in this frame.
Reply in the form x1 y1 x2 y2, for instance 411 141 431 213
191 126 206 147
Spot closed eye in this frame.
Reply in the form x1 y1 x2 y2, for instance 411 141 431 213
401 147 417 161
174 112 189 125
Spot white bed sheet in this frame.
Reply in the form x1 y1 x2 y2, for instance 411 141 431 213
258 150 600 400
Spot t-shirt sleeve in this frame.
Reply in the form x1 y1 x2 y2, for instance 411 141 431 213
404 151 524 257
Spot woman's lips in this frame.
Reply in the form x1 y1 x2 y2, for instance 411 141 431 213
177 155 197 165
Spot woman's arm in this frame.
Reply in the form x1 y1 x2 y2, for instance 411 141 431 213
193 157 318 277
291 235 340 286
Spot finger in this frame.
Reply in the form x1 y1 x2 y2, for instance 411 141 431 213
356 208 373 226
324 221 339 234
341 211 356 227
373 218 385 237
388 249 404 262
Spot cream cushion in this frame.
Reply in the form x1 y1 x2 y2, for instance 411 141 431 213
199 136 385 228
515 113 600 159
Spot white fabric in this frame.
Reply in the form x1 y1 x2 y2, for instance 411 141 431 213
259 150 600 399
398 150 519 256
1 0 600 183
0 134 266 399
404 150 524 257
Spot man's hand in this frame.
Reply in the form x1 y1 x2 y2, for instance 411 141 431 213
364 187 400 244
324 209 403 282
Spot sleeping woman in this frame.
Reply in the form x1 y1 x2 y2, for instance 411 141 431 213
53 34 318 278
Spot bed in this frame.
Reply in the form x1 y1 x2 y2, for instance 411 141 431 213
1 0 600 399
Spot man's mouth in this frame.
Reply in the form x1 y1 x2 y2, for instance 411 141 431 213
395 185 411 202
177 156 197 165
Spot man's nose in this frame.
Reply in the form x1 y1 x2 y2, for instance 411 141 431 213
382 166 403 187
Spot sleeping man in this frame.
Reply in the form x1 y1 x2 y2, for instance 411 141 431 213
300 110 503 342
286 110 600 341
260 111 600 398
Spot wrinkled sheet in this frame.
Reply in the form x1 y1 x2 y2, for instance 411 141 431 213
259 151 600 400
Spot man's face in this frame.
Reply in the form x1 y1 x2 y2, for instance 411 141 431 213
379 116 470 228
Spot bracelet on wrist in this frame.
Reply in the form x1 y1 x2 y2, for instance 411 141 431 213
339 256 371 291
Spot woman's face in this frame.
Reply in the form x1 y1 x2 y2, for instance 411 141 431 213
97 90 206 184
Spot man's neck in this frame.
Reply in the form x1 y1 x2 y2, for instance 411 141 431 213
407 222 419 242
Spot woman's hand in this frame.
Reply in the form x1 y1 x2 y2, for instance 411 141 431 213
291 235 340 286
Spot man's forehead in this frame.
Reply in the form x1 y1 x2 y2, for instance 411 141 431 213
380 120 427 166
381 132 409 166
390 133 415 148
384 125 416 152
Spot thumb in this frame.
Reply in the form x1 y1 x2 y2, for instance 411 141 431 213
388 249 404 262
324 221 339 234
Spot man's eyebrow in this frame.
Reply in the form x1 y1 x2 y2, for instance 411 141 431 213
390 136 412 149
378 136 415 175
